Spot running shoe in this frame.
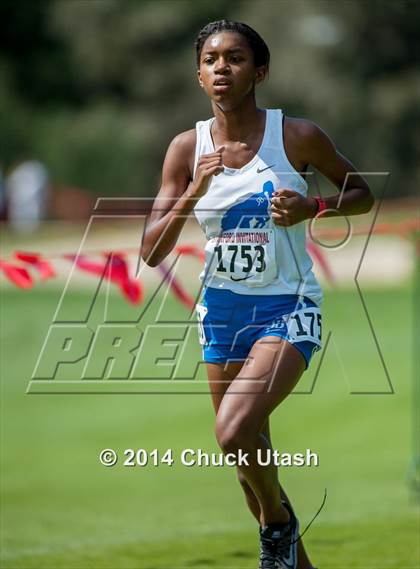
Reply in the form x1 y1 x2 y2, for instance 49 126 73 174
258 501 299 569
259 524 279 569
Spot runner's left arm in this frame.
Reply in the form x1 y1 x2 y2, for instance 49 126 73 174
271 121 374 227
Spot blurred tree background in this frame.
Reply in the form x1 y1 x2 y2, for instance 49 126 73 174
0 0 419 198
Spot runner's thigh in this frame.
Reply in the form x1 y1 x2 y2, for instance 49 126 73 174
216 337 306 433
206 361 244 413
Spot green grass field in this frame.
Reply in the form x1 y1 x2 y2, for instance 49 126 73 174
1 285 419 568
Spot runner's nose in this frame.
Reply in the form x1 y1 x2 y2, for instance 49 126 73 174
214 57 230 73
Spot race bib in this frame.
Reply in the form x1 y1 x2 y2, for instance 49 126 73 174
284 306 322 346
204 228 278 287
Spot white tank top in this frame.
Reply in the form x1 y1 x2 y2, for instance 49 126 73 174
193 109 323 306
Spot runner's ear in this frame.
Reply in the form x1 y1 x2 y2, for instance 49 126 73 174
255 65 268 85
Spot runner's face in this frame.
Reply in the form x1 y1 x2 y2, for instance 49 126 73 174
197 32 265 107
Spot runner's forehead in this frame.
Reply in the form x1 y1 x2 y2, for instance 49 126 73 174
201 32 250 55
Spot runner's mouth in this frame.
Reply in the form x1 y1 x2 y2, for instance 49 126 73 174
213 80 232 92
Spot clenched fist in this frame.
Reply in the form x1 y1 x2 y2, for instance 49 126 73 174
190 147 225 199
270 188 317 226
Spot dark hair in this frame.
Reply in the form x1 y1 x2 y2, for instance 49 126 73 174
195 20 270 71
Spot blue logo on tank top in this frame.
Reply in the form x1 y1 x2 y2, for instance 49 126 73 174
221 181 274 231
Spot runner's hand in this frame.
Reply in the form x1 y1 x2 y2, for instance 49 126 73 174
190 147 225 198
271 188 317 226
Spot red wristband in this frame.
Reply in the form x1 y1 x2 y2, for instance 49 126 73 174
314 197 327 215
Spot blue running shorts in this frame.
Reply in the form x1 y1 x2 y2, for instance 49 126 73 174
196 287 322 369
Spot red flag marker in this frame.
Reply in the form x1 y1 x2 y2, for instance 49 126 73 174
64 252 143 304
0 259 33 289
15 252 56 281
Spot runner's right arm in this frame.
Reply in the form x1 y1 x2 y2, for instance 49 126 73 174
141 130 224 267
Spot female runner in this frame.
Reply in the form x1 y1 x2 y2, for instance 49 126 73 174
141 20 374 569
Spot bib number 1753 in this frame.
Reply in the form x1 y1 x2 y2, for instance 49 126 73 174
214 244 266 278
204 228 278 288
